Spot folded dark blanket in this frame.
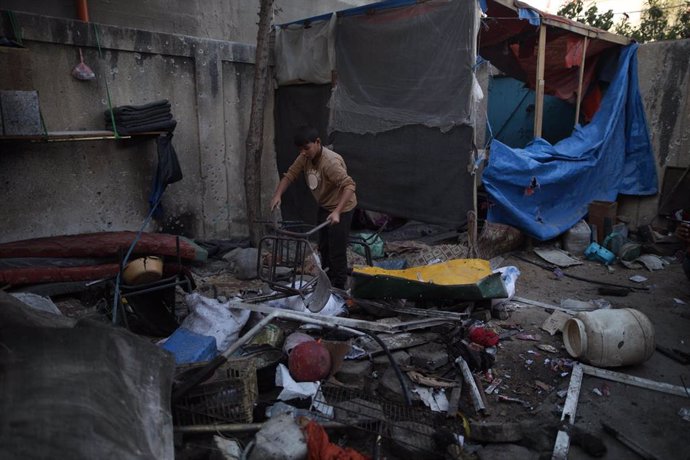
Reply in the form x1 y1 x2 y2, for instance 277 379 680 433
106 108 172 123
107 113 173 128
107 119 177 134
110 100 170 114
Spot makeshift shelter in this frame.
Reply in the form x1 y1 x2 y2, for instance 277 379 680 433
478 0 658 240
273 0 480 227
272 0 658 240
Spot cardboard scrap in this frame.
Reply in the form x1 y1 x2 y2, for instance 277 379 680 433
541 310 573 335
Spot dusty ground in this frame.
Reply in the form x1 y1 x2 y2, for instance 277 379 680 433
172 245 690 459
44 238 686 459
496 250 690 460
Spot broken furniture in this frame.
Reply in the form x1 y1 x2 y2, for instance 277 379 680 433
257 219 332 312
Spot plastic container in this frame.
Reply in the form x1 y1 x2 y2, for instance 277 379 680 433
161 327 218 364
562 220 592 255
123 256 163 285
584 242 616 265
563 308 655 367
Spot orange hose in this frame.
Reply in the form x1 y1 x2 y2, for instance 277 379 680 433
75 0 90 22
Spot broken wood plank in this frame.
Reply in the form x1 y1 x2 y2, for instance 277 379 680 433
581 364 690 398
552 364 584 460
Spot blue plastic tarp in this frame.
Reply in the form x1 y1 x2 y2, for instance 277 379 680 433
482 44 658 241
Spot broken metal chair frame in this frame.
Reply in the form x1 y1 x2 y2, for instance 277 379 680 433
257 220 331 307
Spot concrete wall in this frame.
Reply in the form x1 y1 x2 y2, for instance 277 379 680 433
0 1 373 244
618 39 690 227
0 0 369 44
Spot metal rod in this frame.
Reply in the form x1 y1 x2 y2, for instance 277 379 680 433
174 421 346 434
574 36 589 127
225 300 446 334
275 220 330 238
534 24 547 139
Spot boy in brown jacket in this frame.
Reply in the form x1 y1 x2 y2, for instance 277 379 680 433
270 126 357 289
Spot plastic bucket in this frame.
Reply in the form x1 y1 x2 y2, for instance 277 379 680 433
563 308 655 367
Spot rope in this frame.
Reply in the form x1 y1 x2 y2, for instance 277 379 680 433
7 10 23 46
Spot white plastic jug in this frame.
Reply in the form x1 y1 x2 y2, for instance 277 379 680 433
563 308 655 367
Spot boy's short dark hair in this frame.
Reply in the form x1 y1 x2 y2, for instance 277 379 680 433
293 126 320 147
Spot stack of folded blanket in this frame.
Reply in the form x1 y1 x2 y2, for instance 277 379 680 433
105 100 177 134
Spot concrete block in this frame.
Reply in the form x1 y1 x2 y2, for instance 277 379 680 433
377 366 419 404
0 90 43 136
372 350 410 368
334 360 372 388
408 343 449 371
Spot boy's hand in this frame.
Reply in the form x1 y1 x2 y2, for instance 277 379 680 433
327 211 340 225
270 196 281 210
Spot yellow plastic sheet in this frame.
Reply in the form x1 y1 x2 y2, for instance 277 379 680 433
352 259 492 286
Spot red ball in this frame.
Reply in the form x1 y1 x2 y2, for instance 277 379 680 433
288 341 332 382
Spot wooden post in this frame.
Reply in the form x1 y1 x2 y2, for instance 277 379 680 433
533 25 547 139
574 36 589 127
244 0 275 247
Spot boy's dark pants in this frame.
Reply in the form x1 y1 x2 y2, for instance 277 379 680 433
317 208 353 289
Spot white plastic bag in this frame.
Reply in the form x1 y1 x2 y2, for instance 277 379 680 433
491 265 520 307
182 293 250 353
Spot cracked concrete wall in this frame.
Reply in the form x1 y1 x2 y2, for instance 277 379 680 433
0 2 370 243
0 0 370 44
618 39 690 227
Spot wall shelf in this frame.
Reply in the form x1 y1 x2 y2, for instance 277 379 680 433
0 130 165 143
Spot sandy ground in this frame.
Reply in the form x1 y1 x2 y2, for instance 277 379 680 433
496 251 690 460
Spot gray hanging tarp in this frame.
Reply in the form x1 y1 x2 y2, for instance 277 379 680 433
0 291 175 459
275 14 337 85
330 0 478 135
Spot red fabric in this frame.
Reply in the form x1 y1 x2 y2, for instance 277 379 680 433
0 263 186 286
0 232 203 261
581 83 603 123
480 0 621 103
469 326 499 347
305 421 370 460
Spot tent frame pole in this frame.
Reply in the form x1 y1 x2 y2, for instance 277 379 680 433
534 25 547 139
574 36 589 127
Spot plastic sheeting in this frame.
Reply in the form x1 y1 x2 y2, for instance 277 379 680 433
275 14 336 85
482 44 658 241
330 0 478 134
0 291 175 459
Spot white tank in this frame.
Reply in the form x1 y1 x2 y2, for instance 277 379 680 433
563 308 655 367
